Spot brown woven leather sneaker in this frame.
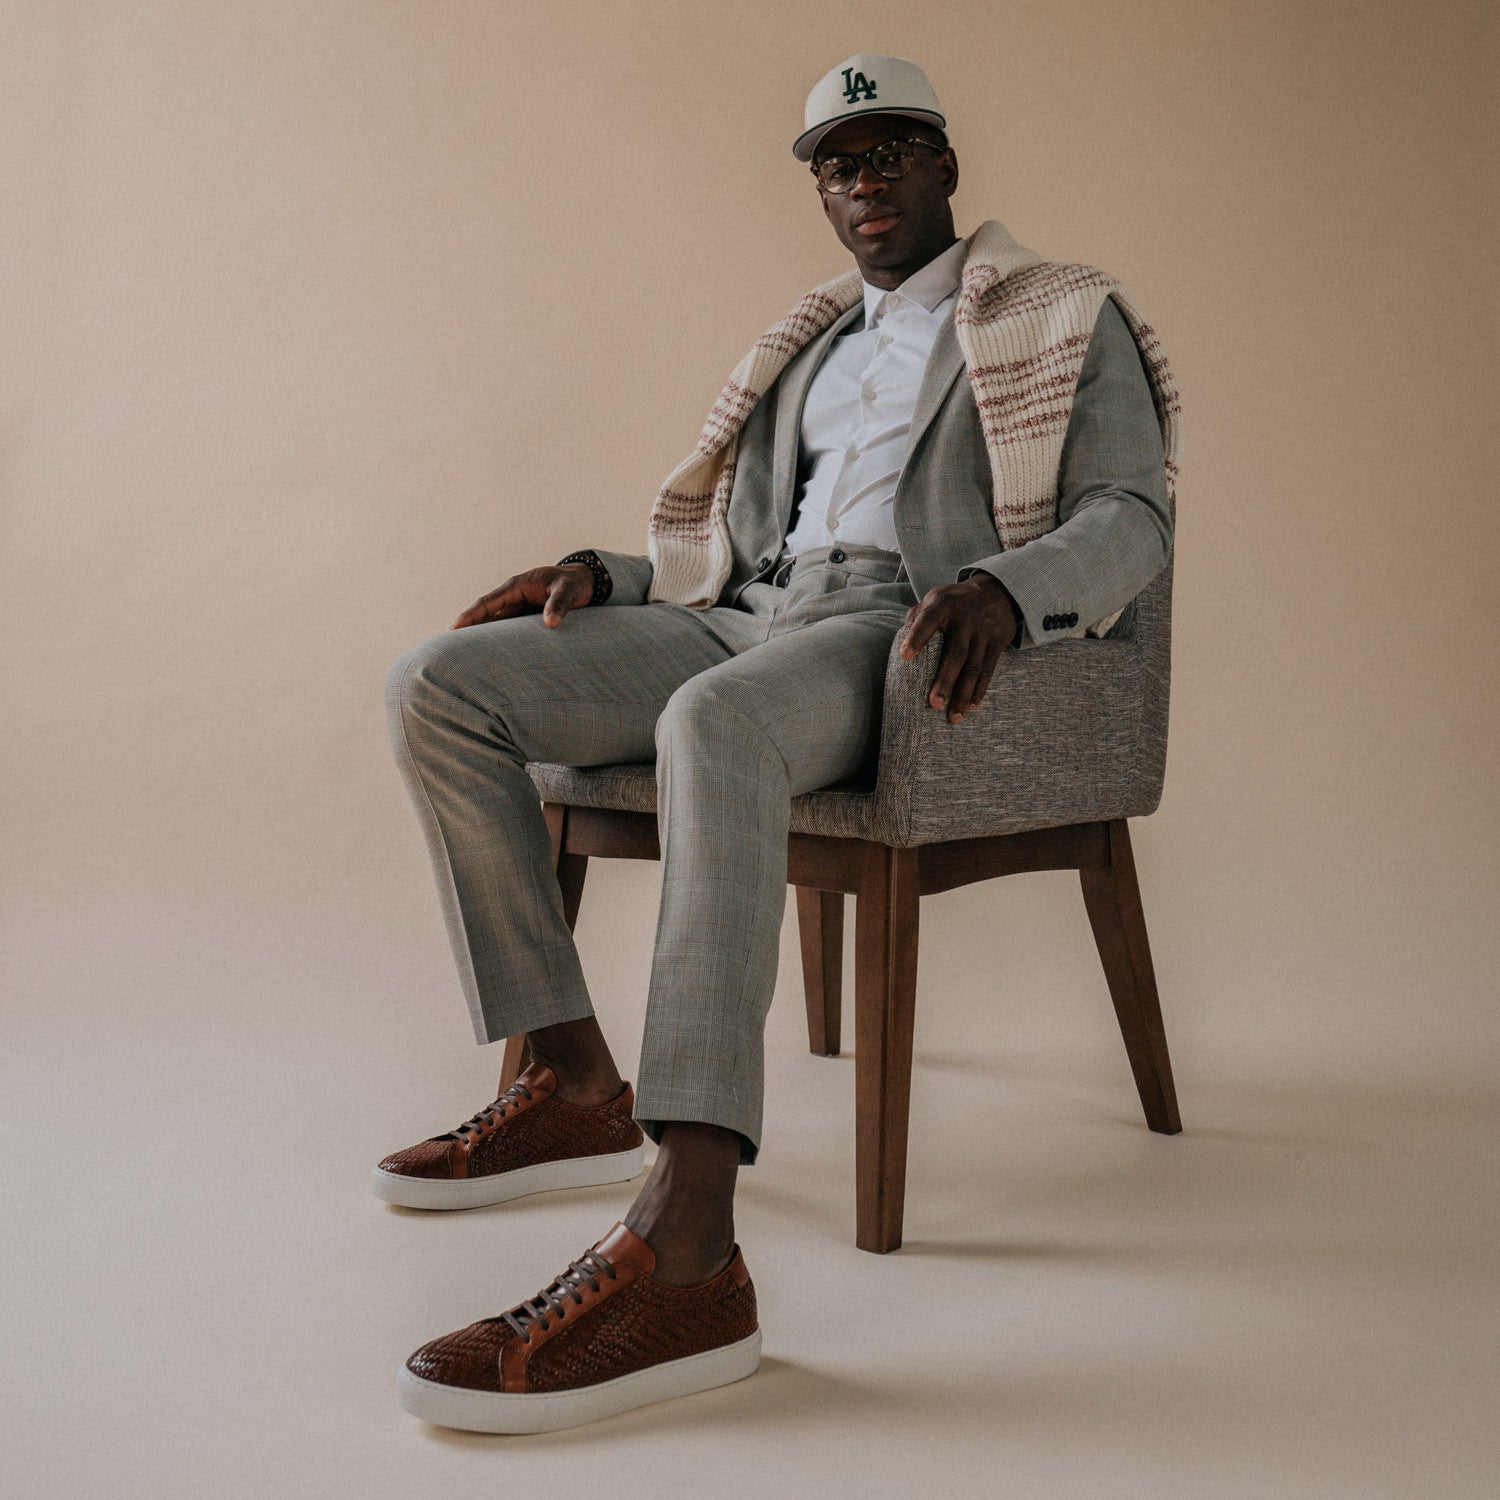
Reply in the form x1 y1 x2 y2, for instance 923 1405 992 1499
397 1221 760 1432
371 1063 645 1210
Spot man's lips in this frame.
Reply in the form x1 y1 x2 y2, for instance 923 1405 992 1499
854 211 901 237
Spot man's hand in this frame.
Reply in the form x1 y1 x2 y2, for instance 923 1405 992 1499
898 572 1020 722
451 563 595 630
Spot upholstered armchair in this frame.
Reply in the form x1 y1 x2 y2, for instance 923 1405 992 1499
512 539 1180 1252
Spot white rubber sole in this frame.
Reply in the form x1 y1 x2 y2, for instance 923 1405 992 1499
397 1328 762 1433
370 1143 646 1210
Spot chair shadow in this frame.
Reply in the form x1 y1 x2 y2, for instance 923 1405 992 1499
895 1236 1134 1263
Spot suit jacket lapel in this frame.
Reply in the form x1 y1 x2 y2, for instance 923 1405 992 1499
903 307 966 465
771 302 863 533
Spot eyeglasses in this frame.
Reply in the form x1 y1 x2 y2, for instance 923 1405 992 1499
811 137 945 194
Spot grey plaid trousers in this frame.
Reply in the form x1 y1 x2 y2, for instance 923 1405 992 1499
385 542 920 1162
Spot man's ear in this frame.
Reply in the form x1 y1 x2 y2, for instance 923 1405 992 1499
942 150 959 198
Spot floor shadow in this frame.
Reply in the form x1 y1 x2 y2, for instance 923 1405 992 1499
896 1237 1135 1263
413 1354 1011 1450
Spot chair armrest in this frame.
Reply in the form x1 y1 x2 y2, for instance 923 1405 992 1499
867 629 1161 847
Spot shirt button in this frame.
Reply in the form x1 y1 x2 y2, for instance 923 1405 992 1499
888 293 904 308
829 548 846 563
845 446 859 462
861 384 875 401
878 334 893 347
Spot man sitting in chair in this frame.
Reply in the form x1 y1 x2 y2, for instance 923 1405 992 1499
377 52 1180 1433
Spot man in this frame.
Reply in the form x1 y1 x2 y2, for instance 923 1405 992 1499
378 53 1178 1433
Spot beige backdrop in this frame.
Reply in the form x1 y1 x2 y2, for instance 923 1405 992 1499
4 3 1496 1497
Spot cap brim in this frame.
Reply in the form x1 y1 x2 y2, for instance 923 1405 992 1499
792 107 946 162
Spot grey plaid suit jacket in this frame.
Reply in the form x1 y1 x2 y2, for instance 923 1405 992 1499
590 293 1172 649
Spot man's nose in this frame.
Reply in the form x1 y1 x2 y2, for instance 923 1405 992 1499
848 161 889 198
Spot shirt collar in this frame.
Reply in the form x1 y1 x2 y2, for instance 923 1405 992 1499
863 235 967 328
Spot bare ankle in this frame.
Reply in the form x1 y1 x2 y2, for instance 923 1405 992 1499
625 1123 741 1286
525 1017 624 1107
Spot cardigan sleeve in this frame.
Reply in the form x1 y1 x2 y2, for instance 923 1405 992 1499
956 295 1172 648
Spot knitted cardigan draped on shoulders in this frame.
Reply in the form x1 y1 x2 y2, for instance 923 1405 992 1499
645 219 1182 638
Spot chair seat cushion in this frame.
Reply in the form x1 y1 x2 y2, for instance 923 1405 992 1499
525 762 878 841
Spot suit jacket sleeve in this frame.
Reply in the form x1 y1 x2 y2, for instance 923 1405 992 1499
956 294 1173 648
575 547 654 607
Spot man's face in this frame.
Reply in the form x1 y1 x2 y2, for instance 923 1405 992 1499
813 112 959 285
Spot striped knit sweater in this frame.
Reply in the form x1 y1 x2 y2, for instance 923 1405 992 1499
646 219 1182 637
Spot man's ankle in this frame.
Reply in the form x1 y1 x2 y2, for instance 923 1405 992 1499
625 1205 736 1287
624 1122 741 1286
542 1068 626 1109
524 1017 624 1108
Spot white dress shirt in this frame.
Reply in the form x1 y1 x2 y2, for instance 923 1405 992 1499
779 236 967 562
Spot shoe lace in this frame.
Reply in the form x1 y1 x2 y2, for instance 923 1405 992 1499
447 1079 534 1145
500 1250 619 1341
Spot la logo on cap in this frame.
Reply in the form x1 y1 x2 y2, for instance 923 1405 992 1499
841 67 878 104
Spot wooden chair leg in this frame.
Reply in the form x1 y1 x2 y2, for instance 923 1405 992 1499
854 843 921 1253
1079 819 1182 1134
499 802 591 1094
795 887 844 1056
499 1033 528 1090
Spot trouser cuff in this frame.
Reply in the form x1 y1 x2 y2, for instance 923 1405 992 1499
470 977 596 1048
632 1087 762 1166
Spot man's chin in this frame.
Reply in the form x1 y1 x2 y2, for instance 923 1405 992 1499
848 229 909 266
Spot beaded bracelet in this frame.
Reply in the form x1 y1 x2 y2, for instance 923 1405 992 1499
556 549 613 606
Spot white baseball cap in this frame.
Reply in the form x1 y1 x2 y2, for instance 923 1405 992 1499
793 54 947 162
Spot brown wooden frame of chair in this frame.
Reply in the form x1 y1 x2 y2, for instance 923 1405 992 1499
500 801 1181 1254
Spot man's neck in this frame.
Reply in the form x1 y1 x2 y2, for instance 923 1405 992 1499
858 229 962 290
861 236 965 318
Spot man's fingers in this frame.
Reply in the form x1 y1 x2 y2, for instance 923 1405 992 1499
541 574 575 627
949 633 1006 717
950 631 1010 716
927 625 972 710
946 648 987 718
900 601 941 658
450 600 491 629
969 642 1003 711
452 592 503 629
451 579 526 630
900 597 970 709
